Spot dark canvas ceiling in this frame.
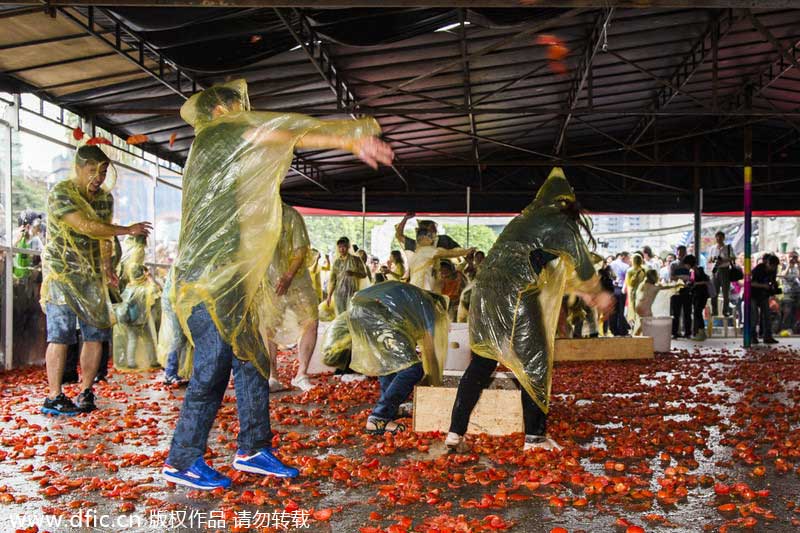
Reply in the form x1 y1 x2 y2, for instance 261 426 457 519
2 2 800 213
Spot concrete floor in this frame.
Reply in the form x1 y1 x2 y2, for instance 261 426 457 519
0 337 797 532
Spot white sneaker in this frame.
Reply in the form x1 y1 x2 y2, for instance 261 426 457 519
445 432 463 450
290 375 315 392
269 377 287 393
339 373 366 383
523 435 562 452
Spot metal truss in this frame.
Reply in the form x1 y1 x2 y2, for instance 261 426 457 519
56 7 200 98
624 9 743 146
276 7 410 191
553 8 614 155
457 9 482 188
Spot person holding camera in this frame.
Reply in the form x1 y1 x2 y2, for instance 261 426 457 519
708 231 734 316
751 254 780 344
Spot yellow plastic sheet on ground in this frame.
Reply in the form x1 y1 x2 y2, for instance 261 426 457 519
322 281 449 384
469 167 600 413
259 204 319 346
40 146 117 329
157 267 193 379
113 237 161 371
172 79 380 379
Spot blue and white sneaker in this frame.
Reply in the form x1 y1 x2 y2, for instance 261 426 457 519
232 448 299 478
162 457 231 490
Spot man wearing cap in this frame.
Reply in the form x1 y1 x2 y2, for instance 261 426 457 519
41 145 151 416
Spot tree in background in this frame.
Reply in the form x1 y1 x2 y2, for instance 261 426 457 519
441 224 498 254
304 217 383 255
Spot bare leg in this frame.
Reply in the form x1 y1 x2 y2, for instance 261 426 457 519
80 341 102 391
268 339 278 378
295 320 318 379
267 339 287 391
45 343 68 400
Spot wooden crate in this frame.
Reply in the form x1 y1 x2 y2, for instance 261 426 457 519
443 336 655 372
554 336 654 361
412 386 523 436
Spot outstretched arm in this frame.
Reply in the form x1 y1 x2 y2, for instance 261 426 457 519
434 247 475 260
61 212 151 240
245 118 394 169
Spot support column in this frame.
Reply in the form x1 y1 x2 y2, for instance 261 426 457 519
693 142 702 261
466 186 471 248
361 187 366 251
4 95 18 370
743 126 753 348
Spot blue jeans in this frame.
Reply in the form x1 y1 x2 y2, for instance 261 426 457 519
165 350 180 378
371 363 424 420
46 303 110 344
166 305 272 470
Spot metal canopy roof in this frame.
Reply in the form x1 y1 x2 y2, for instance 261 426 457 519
2 2 800 213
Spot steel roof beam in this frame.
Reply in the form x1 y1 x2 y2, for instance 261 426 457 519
313 159 800 169
93 105 800 118
275 7 410 191
56 5 321 178
553 8 614 155
6 1 798 9
622 10 743 147
457 8 482 189
357 7 587 106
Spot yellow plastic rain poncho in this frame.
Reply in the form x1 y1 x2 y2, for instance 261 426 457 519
321 311 352 370
469 167 601 413
328 252 368 315
259 203 319 346
625 255 647 334
172 79 381 379
157 267 193 379
113 236 161 371
321 281 449 384
40 146 117 329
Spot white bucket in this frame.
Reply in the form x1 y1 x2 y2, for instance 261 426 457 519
641 317 672 352
445 322 471 371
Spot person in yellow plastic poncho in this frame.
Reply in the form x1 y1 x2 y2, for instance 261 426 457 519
263 203 320 393
113 236 161 371
321 281 449 434
40 145 152 416
163 79 393 490
325 236 368 316
158 267 192 385
624 254 647 335
446 168 615 453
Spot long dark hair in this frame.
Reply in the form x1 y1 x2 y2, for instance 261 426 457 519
390 250 405 266
560 199 596 250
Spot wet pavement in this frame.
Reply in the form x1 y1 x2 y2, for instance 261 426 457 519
0 337 797 532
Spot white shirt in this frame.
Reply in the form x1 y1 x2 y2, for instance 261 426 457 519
407 246 439 292
708 243 732 269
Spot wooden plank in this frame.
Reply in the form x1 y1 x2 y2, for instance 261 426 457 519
554 336 654 361
444 335 654 371
413 386 523 436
